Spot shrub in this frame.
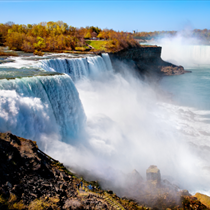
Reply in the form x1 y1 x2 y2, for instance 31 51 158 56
33 50 44 56
75 47 86 51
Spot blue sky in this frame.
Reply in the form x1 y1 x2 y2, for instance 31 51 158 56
0 1 210 32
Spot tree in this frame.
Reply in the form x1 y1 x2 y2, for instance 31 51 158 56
5 32 25 50
5 21 14 26
33 37 46 51
84 31 91 39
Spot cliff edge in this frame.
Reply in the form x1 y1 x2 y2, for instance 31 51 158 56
109 46 190 79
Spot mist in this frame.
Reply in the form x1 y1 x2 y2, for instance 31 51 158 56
42 61 210 198
150 30 210 68
1 53 210 203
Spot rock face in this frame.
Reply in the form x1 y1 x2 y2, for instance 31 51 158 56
0 132 110 209
109 46 190 80
126 169 144 187
0 132 208 210
146 165 161 186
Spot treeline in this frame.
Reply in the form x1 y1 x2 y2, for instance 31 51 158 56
0 21 139 54
134 31 177 40
134 29 210 42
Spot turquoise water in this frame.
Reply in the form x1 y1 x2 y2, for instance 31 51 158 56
160 67 210 111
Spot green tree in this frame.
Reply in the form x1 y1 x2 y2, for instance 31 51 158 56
84 31 91 39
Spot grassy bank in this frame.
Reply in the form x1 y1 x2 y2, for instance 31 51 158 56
86 40 109 51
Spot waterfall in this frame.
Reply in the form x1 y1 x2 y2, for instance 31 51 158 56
40 53 113 81
102 53 114 71
40 57 89 81
0 53 113 145
0 74 86 146
161 44 210 67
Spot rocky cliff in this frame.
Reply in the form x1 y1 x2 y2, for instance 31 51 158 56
109 46 190 79
0 132 208 210
0 132 113 209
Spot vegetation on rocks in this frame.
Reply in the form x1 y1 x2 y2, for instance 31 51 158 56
195 193 210 208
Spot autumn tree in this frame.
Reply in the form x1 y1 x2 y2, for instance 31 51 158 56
33 37 46 51
5 31 25 50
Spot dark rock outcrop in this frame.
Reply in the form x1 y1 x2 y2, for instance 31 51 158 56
0 132 110 209
109 46 190 80
146 165 161 187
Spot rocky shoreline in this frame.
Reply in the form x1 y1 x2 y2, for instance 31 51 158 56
0 132 209 210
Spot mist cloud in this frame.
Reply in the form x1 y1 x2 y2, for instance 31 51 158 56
43 63 210 197
151 30 210 68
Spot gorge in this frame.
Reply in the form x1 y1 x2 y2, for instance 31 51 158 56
0 45 210 208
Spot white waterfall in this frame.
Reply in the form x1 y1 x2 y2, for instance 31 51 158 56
0 53 113 146
40 57 89 81
40 53 113 81
0 74 86 146
102 53 114 71
160 44 210 68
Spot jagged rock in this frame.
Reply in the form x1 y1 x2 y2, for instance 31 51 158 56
194 192 210 208
180 189 191 196
146 165 161 187
109 47 190 81
0 132 118 209
131 169 144 181
127 169 144 187
1 132 208 210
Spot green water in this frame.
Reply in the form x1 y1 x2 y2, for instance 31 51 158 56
0 67 62 80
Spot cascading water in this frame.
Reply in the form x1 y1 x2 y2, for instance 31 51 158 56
101 53 114 71
151 35 210 67
40 53 113 80
0 52 210 196
160 44 210 67
0 74 86 146
40 57 89 81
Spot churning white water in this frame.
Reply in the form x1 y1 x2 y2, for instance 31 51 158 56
0 74 85 146
0 52 210 196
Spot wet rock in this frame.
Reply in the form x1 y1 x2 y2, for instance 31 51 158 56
146 165 161 187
